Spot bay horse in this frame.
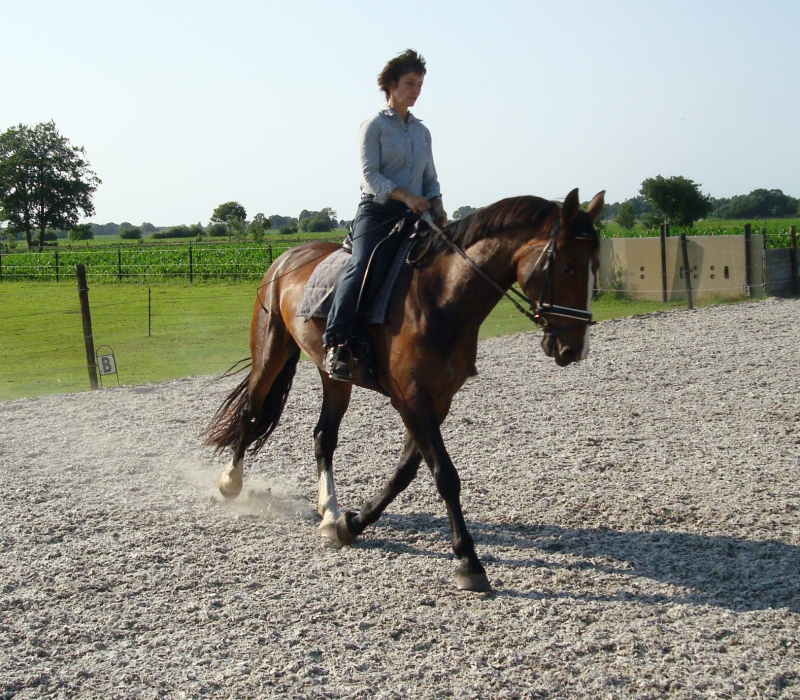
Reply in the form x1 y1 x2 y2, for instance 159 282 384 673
204 188 604 592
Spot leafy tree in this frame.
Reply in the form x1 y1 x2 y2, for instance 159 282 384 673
211 201 246 224
639 175 712 228
0 121 101 250
228 216 247 243
67 223 94 241
5 230 17 250
279 224 298 235
141 222 156 234
715 189 798 219
297 207 336 233
615 201 636 230
452 205 478 220
120 227 142 240
269 214 297 229
248 213 270 244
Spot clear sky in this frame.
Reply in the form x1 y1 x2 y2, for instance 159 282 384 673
2 0 798 226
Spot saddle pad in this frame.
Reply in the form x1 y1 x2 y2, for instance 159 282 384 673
296 237 414 323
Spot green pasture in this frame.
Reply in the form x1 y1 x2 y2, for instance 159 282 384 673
1 280 732 402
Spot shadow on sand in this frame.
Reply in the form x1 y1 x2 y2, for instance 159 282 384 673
355 513 800 612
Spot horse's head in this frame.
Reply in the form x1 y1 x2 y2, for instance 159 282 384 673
516 188 604 367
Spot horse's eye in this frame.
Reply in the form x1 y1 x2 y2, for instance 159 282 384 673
563 265 575 274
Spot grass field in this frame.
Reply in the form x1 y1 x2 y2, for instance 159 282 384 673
0 280 734 402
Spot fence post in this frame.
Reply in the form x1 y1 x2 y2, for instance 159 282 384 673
75 264 99 390
664 223 670 238
791 225 798 296
269 244 273 265
118 247 122 282
189 245 193 283
680 231 693 310
659 224 668 302
744 223 752 295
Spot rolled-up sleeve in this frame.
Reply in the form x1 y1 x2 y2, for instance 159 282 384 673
358 118 396 205
422 130 441 200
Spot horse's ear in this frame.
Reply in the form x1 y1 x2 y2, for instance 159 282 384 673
561 188 580 223
586 190 606 222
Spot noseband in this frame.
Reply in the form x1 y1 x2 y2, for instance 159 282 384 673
420 213 594 342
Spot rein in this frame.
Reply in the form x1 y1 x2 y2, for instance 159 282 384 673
419 212 594 336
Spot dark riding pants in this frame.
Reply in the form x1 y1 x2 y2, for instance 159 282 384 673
323 198 407 347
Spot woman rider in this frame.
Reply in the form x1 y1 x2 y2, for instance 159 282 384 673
323 49 447 380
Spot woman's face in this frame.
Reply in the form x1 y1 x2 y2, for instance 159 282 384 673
388 72 424 110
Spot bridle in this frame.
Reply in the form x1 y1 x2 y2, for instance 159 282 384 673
420 212 595 340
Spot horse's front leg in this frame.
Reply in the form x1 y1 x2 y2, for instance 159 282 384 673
335 431 422 545
402 404 490 592
314 371 352 541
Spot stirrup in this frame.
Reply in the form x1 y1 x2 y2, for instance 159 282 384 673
324 344 354 381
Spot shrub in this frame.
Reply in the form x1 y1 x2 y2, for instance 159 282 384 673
279 224 298 235
208 222 228 237
120 227 142 240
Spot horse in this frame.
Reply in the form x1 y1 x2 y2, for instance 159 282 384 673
203 188 604 592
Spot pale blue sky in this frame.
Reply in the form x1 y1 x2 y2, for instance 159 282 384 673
2 1 798 225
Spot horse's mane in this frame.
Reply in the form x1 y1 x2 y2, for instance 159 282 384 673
430 195 558 255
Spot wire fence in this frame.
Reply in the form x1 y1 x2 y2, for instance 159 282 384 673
0 242 340 282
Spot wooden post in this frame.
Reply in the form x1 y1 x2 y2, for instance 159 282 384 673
680 232 693 310
75 264 99 390
189 245 193 283
791 225 798 296
659 224 668 302
744 223 752 295
664 223 670 238
268 244 273 265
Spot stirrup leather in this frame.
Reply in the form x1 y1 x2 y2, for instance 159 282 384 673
324 344 354 381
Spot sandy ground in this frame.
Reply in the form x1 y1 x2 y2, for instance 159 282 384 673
1 297 799 699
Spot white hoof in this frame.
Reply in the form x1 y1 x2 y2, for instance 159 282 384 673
218 458 243 500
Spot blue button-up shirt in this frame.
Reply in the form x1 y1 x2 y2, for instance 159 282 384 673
358 108 442 205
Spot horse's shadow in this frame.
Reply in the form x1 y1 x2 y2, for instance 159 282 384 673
356 513 800 612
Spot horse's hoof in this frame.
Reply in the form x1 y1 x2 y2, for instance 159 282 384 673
335 511 359 547
455 570 492 592
318 520 339 545
218 473 243 500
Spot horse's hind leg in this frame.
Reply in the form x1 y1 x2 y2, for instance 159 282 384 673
335 431 422 546
314 370 352 541
211 325 300 499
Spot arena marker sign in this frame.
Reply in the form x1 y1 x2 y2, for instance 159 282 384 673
95 345 120 387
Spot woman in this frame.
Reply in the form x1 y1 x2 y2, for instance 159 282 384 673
323 49 447 380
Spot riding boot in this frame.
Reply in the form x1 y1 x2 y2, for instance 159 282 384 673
324 343 354 381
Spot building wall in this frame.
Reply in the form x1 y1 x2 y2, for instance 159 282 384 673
598 234 765 301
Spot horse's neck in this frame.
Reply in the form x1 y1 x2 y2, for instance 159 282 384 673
429 231 545 328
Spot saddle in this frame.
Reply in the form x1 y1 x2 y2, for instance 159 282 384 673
296 217 422 388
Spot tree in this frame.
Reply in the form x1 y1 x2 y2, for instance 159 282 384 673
228 216 247 243
615 201 636 230
297 208 336 233
248 213 270 244
716 189 798 219
0 121 101 250
141 222 156 234
639 175 712 228
119 227 142 240
452 205 478 220
208 222 228 237
211 201 246 224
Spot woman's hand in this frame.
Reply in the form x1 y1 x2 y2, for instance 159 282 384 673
390 188 430 214
431 198 447 225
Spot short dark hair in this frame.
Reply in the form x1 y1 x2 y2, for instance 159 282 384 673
377 49 426 98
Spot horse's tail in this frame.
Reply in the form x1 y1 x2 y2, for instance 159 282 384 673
202 349 301 455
